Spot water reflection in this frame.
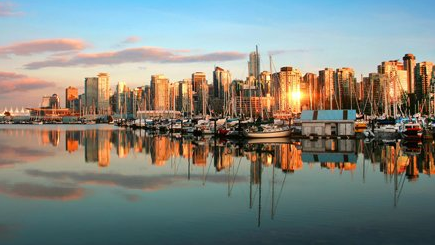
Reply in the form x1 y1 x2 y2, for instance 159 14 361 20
1 126 435 241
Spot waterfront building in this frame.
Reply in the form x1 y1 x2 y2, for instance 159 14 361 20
97 73 110 114
318 68 336 109
49 94 60 109
212 67 232 114
169 82 179 112
192 72 207 115
378 60 407 103
272 66 302 114
65 86 78 111
150 74 169 111
335 68 355 110
403 54 416 94
84 73 110 115
415 61 434 111
41 95 51 108
84 77 98 114
302 73 318 110
177 79 193 115
300 110 356 137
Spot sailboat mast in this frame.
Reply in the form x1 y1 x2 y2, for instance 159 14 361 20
256 45 263 119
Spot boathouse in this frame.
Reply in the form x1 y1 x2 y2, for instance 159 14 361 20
300 110 356 137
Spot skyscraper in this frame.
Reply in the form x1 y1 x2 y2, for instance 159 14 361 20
377 60 407 103
248 51 260 78
302 73 318 110
335 67 355 110
177 79 193 114
403 54 416 94
84 77 98 114
192 72 207 115
84 73 110 114
415 61 434 107
273 67 302 113
97 73 110 114
150 74 169 110
319 68 336 109
213 67 231 99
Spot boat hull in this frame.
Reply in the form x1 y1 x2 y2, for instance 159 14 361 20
244 130 291 138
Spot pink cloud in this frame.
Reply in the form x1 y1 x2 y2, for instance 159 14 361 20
0 38 86 56
24 46 246 69
0 2 22 17
0 71 55 94
123 36 141 44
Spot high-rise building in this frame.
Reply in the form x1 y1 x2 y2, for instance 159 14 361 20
151 74 169 110
302 73 318 110
84 77 98 114
65 86 78 110
368 73 388 115
192 72 207 115
415 61 434 106
97 73 110 114
378 60 407 102
403 54 416 94
260 71 271 95
319 68 336 109
177 79 193 114
248 51 260 78
213 67 231 99
272 67 302 113
335 67 355 109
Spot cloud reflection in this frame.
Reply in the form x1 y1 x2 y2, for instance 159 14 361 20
0 143 54 167
0 182 85 201
26 170 248 191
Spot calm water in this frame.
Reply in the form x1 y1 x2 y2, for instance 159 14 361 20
0 125 435 245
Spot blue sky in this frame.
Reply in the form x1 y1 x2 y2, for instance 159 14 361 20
0 0 434 107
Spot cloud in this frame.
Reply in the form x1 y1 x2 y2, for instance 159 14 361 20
122 36 141 44
0 39 86 56
0 71 55 94
0 182 85 201
24 47 246 69
0 2 22 17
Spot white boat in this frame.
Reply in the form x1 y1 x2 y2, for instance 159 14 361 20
243 125 291 138
373 124 399 139
32 120 43 125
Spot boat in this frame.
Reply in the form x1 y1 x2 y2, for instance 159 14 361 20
354 120 368 133
32 120 43 125
373 124 399 139
243 125 291 138
401 123 423 139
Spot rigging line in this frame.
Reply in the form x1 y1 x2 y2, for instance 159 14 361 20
273 172 288 216
229 156 243 196
204 150 214 184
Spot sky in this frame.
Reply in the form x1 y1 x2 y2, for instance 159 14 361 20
0 0 434 108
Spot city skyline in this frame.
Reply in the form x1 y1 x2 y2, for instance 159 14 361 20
1 0 435 107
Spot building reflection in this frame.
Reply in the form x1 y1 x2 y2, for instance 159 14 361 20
40 129 60 147
301 139 357 173
48 128 435 182
65 131 80 153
